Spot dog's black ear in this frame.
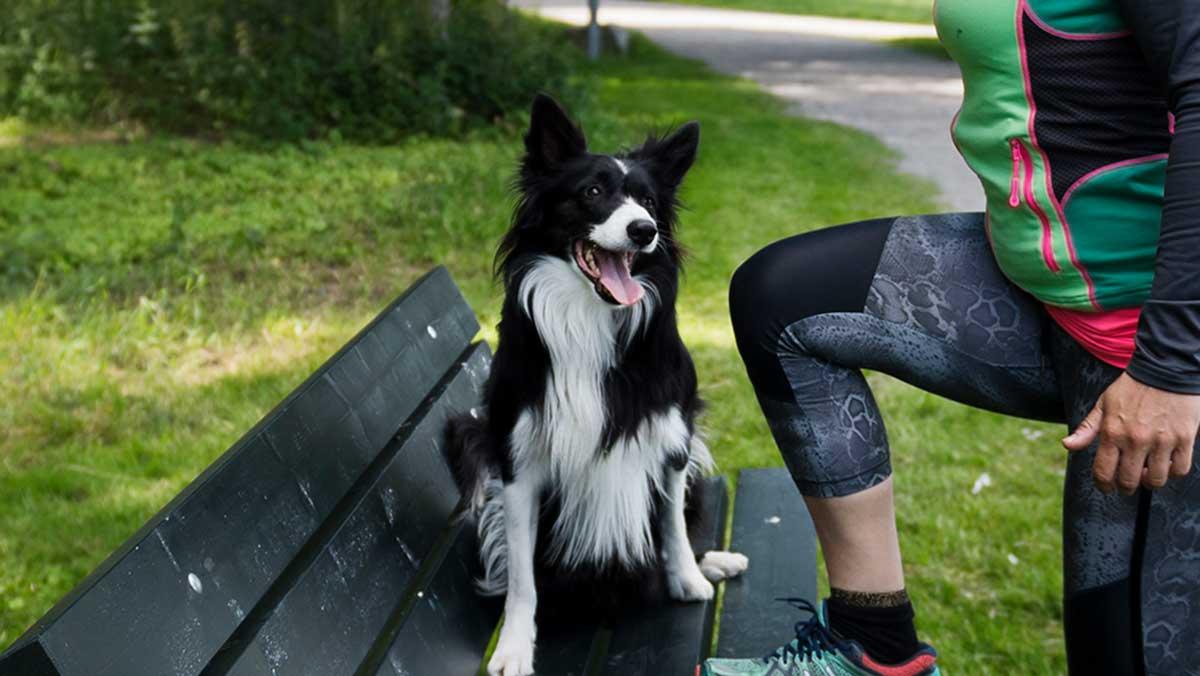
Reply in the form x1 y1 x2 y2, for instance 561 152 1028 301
525 93 587 171
641 122 700 189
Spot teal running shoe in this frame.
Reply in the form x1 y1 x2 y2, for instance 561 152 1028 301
701 599 940 676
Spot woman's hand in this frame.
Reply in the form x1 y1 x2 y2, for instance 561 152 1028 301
1062 373 1200 494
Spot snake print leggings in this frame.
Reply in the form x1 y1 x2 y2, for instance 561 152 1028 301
729 214 1200 675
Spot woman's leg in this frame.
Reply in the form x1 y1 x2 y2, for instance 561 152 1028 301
729 213 1063 661
1140 439 1200 674
1052 327 1200 675
1051 329 1141 674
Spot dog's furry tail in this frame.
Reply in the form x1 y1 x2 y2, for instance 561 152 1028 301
444 413 494 515
444 413 508 597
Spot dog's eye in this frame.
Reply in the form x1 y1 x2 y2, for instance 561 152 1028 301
584 185 602 198
641 196 656 210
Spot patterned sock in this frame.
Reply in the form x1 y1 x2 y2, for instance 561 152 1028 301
827 588 921 665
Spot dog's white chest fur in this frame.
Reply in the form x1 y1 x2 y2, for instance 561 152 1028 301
511 257 683 568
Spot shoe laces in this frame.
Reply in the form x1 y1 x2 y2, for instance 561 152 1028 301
762 598 846 672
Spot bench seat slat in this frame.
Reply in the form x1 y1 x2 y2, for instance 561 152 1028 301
715 468 818 659
1 267 477 676
527 620 603 676
371 523 503 676
598 476 727 676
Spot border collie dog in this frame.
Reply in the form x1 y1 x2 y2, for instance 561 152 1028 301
447 95 748 676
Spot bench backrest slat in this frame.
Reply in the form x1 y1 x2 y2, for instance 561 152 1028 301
1 267 479 676
211 343 491 676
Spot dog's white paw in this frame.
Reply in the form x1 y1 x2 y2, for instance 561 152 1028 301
699 550 749 582
668 564 715 602
488 639 535 676
488 613 536 676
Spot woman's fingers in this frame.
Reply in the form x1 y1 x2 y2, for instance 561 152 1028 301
1070 374 1200 493
1092 438 1121 494
1115 439 1149 495
1063 404 1103 451
1171 443 1195 479
1142 443 1173 490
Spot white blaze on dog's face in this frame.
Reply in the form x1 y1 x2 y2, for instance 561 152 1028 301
575 192 657 306
517 94 700 308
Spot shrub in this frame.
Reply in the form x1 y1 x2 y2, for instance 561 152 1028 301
0 0 577 141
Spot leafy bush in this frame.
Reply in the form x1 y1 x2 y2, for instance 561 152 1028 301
0 0 576 141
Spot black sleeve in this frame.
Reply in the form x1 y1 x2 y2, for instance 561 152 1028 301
1119 0 1200 394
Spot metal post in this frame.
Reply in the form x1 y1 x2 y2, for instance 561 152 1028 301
587 0 601 61
431 0 450 39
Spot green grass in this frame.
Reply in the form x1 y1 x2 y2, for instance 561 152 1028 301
660 0 934 23
0 34 1063 673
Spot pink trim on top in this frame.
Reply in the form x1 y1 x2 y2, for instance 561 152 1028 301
1045 304 1140 368
1044 156 1102 310
1016 0 1098 306
1023 3 1132 41
1060 153 1170 208
1169 112 1177 135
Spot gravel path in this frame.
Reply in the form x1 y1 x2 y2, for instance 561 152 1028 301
512 0 984 211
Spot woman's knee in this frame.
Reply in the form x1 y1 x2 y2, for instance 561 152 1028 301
727 240 806 399
728 219 893 386
728 245 780 350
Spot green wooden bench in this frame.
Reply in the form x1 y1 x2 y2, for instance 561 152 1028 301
0 267 817 676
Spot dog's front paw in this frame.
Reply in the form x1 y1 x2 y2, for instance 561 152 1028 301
699 550 749 582
489 612 536 676
488 639 535 676
667 564 715 602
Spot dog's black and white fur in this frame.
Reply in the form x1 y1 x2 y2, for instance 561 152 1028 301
446 95 747 676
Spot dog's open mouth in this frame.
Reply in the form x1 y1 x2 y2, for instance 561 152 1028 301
573 240 643 306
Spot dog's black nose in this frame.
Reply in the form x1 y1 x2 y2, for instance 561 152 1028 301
626 220 657 247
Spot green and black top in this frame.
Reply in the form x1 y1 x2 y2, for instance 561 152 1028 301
935 0 1200 393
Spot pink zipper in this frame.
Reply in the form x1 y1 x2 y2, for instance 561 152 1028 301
1008 139 1022 208
1007 138 1060 272
1012 139 1061 273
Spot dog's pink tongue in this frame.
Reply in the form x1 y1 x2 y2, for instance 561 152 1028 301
596 250 643 305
